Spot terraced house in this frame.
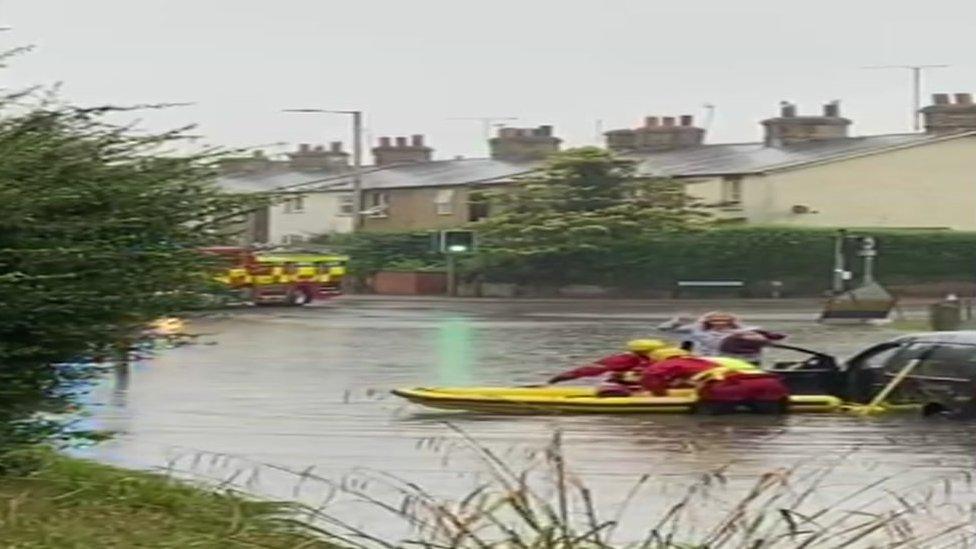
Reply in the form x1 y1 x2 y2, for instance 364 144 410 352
219 92 976 243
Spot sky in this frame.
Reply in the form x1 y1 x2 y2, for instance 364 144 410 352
3 0 975 161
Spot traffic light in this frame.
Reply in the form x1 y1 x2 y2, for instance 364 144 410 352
440 230 476 253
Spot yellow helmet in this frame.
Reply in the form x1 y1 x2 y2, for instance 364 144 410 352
627 339 667 354
703 357 760 372
650 347 690 361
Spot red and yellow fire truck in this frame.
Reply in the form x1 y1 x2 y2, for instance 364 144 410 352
202 246 348 306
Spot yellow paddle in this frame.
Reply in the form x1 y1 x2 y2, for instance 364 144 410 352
848 357 924 416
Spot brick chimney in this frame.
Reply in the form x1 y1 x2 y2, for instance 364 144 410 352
921 92 976 134
287 142 350 171
605 114 705 152
218 150 274 175
761 101 851 147
489 125 561 161
372 134 433 166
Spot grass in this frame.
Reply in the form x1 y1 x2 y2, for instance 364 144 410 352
4 428 976 548
169 425 976 548
0 448 338 548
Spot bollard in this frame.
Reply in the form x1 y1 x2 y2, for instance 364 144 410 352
929 297 962 331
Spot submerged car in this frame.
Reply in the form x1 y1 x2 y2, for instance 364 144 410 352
768 331 976 417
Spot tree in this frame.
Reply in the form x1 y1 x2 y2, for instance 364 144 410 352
470 147 710 284
0 101 260 453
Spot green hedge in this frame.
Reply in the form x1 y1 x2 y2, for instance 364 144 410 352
325 227 976 293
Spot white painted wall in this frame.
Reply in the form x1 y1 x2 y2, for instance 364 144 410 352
267 191 354 244
741 137 976 229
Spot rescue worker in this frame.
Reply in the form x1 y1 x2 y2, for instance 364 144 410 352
657 311 785 363
548 339 667 396
639 348 791 414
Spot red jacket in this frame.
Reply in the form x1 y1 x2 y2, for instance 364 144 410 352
549 352 650 384
639 357 720 396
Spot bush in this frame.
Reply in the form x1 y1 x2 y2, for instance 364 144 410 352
334 226 976 294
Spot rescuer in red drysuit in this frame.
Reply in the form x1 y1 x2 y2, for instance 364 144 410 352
548 339 667 396
640 348 791 413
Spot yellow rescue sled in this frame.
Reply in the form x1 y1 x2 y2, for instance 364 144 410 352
391 386 842 415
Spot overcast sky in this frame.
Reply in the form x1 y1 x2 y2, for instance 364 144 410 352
3 0 975 160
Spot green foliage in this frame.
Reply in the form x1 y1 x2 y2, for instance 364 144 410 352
474 147 711 259
0 101 261 451
0 450 336 547
312 232 444 278
337 226 976 293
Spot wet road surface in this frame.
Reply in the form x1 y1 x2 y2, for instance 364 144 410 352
79 299 976 542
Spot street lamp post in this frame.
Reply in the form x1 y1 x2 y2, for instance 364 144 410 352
283 108 365 230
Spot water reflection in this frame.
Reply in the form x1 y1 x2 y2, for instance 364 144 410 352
79 303 976 539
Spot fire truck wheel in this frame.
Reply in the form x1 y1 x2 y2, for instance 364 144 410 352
287 289 312 306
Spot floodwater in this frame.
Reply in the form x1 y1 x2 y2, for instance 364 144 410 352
79 299 976 543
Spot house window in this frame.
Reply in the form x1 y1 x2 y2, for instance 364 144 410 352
721 177 742 205
434 189 455 215
468 192 490 222
338 194 354 216
281 234 305 245
283 195 306 214
366 191 389 218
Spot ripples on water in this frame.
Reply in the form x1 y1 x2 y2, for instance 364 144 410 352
79 303 976 541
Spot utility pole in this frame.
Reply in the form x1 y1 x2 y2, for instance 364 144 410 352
832 229 848 294
448 116 518 154
283 108 365 230
861 64 950 131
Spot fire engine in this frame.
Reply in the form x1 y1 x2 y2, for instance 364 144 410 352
201 246 348 306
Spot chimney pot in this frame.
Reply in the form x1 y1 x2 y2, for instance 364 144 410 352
780 102 796 118
823 101 840 118
645 116 660 127
395 136 408 147
329 141 342 153
299 143 311 153
662 116 676 127
955 93 973 105
411 134 424 147
932 93 951 105
679 115 694 127
313 145 324 152
379 137 391 147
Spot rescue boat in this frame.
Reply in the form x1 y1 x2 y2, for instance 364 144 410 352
391 386 841 415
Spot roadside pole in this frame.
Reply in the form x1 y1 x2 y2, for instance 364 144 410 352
832 229 848 294
446 253 458 297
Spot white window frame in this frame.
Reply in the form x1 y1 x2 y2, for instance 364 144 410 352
721 177 743 206
283 195 306 214
281 233 305 245
367 191 390 218
338 193 355 216
434 189 455 215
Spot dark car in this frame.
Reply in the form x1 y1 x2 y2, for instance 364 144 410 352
767 332 976 417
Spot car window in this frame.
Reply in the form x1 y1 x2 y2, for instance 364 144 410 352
847 342 903 371
914 344 976 381
884 343 936 373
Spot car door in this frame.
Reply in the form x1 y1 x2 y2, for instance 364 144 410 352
895 344 976 411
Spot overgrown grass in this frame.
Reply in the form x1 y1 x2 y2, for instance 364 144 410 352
172 425 976 548
6 428 976 548
0 448 338 548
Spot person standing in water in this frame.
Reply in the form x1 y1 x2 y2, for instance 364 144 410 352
657 311 785 364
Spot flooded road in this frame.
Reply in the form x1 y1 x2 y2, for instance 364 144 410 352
79 299 976 542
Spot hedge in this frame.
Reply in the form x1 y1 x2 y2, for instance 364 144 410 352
324 227 976 294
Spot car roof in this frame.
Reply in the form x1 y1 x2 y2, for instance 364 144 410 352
895 331 976 346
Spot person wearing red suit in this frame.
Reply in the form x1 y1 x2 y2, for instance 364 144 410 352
640 348 790 413
548 339 666 396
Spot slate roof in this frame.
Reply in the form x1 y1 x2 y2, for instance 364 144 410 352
216 158 540 194
627 132 976 178
216 132 976 194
